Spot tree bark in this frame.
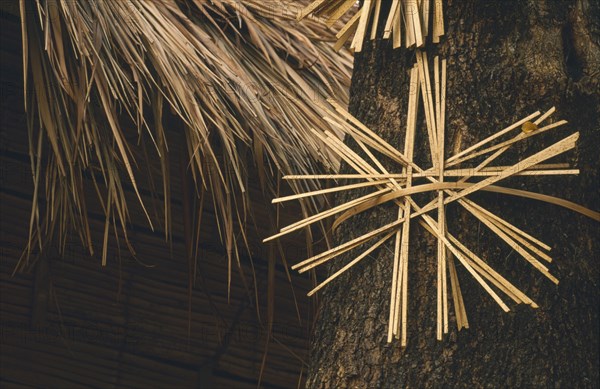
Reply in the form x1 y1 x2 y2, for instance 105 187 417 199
307 1 599 387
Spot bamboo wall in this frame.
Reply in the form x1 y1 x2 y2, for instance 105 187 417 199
0 11 317 388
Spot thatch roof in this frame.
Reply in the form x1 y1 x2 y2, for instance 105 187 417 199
17 0 354 271
1 4 342 385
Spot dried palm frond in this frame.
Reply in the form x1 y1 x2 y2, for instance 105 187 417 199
18 0 353 271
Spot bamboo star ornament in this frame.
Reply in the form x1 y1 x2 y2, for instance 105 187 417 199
264 53 600 345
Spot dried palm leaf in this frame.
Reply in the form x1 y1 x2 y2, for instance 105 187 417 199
18 0 352 277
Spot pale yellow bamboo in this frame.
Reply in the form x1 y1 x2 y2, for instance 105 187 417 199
283 167 579 180
432 0 444 42
297 0 329 20
417 212 511 312
444 133 579 205
442 226 538 307
448 120 569 168
419 220 523 304
272 179 389 204
448 111 542 163
456 107 558 181
326 0 357 27
392 6 402 49
351 0 373 52
440 58 449 335
448 255 467 329
400 64 419 346
370 0 382 40
383 0 400 39
263 188 392 243
416 51 438 166
307 231 395 296
465 201 553 258
334 11 361 51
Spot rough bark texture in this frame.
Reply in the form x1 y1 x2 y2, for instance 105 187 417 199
307 1 599 387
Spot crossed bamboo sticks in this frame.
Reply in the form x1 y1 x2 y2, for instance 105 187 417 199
264 51 600 345
298 0 445 51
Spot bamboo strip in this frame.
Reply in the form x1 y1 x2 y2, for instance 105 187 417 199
389 64 419 344
399 65 419 346
462 252 522 303
411 0 424 47
421 0 430 37
461 201 559 284
417 212 511 312
534 106 556 126
351 0 373 52
331 175 598 232
326 99 418 169
447 111 542 163
297 0 329 20
328 122 412 339
334 119 418 169
442 227 538 307
308 231 395 296
416 51 438 166
403 0 415 47
332 182 471 230
422 51 438 155
444 133 579 205
456 107 558 179
414 183 559 268
264 188 392 242
388 206 404 341
370 0 382 40
334 12 361 51
320 0 349 16
440 58 449 335
392 5 402 48
340 111 580 259
448 255 467 329
282 167 579 180
448 120 569 168
311 127 369 175
465 201 553 258
451 199 552 274
436 201 444 339
271 179 389 204
435 56 441 141
419 220 523 304
434 55 444 339
486 186 600 221
383 0 400 39
326 0 357 27
432 0 444 43
291 216 406 271
399 198 412 346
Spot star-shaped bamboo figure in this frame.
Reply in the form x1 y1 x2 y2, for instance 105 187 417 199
264 52 600 346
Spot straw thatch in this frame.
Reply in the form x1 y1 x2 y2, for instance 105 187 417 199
18 0 353 272
3 10 320 385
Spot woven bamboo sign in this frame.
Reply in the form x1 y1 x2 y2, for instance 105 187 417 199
265 52 600 345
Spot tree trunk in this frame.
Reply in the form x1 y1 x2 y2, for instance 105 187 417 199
306 1 599 387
